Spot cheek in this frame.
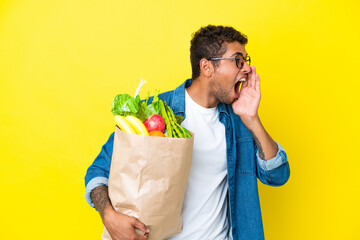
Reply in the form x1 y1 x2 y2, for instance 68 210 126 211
222 66 239 79
216 64 233 74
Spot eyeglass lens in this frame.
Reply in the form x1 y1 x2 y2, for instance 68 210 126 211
236 55 251 68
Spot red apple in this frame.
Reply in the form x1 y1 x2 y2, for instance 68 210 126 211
143 114 165 133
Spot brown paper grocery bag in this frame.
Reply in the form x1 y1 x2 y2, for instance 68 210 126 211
102 126 194 240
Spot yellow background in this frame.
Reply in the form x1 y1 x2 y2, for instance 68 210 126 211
1 0 359 239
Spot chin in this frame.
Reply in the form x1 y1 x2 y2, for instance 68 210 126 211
215 90 237 105
219 97 235 105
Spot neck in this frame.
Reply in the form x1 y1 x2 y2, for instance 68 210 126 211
187 77 219 108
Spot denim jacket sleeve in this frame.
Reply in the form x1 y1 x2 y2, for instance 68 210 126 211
256 142 290 186
84 132 114 208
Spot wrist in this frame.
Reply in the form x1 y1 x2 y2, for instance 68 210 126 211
240 114 261 130
102 203 115 225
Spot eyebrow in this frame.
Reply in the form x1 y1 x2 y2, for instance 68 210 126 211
231 52 247 58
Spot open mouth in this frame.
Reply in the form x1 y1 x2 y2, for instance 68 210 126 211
234 77 247 98
234 81 241 98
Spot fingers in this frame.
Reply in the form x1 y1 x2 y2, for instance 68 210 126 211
135 233 148 240
133 227 148 240
255 73 260 92
250 66 256 88
132 218 150 234
105 213 149 240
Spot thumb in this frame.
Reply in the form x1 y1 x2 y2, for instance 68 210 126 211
132 218 150 233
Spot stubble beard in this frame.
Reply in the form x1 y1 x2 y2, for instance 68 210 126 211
209 79 234 105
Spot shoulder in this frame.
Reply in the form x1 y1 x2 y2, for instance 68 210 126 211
146 89 175 105
158 90 175 104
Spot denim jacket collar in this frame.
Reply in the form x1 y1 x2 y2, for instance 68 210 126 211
171 78 230 117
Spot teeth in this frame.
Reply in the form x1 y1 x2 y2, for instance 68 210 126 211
239 78 246 82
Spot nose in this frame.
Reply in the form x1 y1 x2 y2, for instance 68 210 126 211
240 61 251 74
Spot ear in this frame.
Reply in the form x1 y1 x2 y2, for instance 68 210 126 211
199 58 213 78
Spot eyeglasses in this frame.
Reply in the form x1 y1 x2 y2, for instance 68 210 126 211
209 53 251 69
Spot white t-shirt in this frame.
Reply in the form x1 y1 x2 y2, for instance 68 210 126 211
167 90 230 240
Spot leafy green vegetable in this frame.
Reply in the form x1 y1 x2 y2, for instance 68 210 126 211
135 94 147 121
112 90 163 121
143 90 161 119
112 94 139 117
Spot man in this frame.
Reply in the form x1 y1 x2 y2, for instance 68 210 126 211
85 25 290 240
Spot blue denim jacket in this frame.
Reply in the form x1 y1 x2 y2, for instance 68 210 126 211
85 79 290 240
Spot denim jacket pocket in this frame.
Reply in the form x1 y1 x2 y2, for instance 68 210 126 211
235 138 256 175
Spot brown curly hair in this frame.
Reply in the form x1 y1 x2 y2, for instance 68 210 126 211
190 25 248 80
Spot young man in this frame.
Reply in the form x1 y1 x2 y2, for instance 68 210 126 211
85 25 290 240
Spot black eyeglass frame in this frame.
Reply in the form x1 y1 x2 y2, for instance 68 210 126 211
209 53 251 69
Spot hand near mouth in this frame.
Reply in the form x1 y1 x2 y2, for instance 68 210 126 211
232 66 261 127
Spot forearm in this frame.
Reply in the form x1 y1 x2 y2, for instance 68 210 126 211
90 185 113 222
243 116 278 160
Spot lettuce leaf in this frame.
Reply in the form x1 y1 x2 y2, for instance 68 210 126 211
111 94 139 116
111 90 162 121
